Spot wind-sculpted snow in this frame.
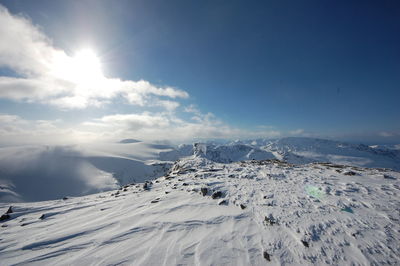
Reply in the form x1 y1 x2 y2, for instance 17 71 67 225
1 157 399 265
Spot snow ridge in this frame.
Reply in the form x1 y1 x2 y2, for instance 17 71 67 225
1 156 399 265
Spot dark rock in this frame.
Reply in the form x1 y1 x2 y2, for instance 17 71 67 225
201 187 208 196
344 171 357 176
21 223 29 227
0 214 10 221
264 215 277 226
240 204 246 209
63 197 68 200
218 200 229 205
301 240 309 247
182 183 189 186
383 174 396 180
39 214 46 220
165 191 170 194
123 188 128 192
151 198 160 203
263 251 271 261
211 191 223 199
6 206 13 214
341 206 354 213
143 183 149 190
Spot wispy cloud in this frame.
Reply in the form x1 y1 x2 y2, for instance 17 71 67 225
289 129 305 135
379 131 399 138
0 113 98 145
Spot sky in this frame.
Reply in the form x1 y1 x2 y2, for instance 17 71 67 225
0 0 399 145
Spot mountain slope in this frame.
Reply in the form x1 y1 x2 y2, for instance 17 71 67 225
159 143 275 163
262 137 400 170
1 138 399 203
1 157 399 265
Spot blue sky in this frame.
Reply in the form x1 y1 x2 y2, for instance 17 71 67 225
0 0 399 144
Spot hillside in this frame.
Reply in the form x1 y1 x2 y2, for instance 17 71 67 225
1 156 399 265
1 137 400 203
262 137 400 170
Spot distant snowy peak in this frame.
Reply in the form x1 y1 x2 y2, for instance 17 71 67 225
193 143 275 163
118 139 141 144
158 137 400 170
370 144 400 150
262 137 400 170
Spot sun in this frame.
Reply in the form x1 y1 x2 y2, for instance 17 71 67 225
52 48 104 85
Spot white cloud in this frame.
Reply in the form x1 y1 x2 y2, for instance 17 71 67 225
81 111 281 142
0 5 188 109
0 114 23 124
0 113 100 145
0 76 71 101
379 131 399 138
289 129 305 135
0 5 56 76
99 113 171 130
154 100 180 111
184 104 201 115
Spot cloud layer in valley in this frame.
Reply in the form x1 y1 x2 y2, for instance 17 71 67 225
0 146 119 202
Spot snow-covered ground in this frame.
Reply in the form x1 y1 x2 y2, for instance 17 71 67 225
1 155 399 265
1 137 399 203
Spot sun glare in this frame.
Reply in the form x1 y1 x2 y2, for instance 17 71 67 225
52 49 104 85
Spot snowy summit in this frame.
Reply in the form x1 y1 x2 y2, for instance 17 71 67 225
1 138 400 265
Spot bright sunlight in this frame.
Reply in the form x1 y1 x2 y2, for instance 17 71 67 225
52 48 104 85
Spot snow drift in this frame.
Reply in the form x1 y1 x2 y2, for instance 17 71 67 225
0 156 399 265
